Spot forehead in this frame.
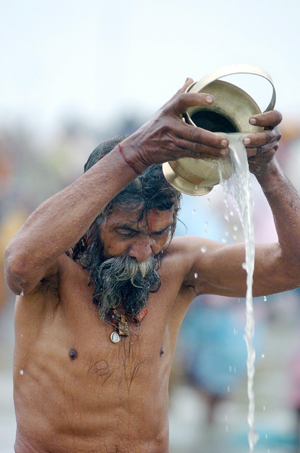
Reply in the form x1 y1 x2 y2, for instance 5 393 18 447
103 207 174 232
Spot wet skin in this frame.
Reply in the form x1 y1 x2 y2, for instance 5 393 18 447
12 191 300 452
6 79 300 453
13 209 195 453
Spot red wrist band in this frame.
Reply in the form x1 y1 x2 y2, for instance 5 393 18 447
118 143 141 175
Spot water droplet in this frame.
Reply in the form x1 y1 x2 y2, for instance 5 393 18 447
229 366 232 372
204 221 208 227
261 354 265 358
227 386 230 393
263 296 267 302
222 238 227 243
20 291 24 297
200 246 206 253
225 231 229 237
192 209 196 214
20 334 23 338
265 434 268 439
263 406 266 411
194 273 198 279
20 369 24 375
195 185 198 190
233 234 237 240
233 225 239 231
242 262 247 270
230 210 234 216
204 230 208 236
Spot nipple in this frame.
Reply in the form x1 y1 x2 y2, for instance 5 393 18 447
69 348 78 360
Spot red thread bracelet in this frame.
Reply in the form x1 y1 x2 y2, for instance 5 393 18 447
118 143 141 175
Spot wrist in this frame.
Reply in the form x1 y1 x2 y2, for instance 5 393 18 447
118 144 142 175
254 158 284 193
251 158 278 180
119 138 149 175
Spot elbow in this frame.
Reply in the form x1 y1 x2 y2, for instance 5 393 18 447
4 244 29 295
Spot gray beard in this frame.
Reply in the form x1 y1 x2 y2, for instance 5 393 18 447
82 242 161 322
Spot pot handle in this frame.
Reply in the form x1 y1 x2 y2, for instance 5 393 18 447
187 64 276 112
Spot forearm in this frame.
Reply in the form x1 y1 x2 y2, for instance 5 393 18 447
4 79 236 295
256 158 300 264
5 146 138 292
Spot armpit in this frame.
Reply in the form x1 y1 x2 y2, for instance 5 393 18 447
39 275 60 302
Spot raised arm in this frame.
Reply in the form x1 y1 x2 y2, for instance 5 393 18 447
247 110 300 295
184 110 300 299
4 79 229 296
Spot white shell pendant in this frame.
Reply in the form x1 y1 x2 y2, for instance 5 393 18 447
110 331 121 344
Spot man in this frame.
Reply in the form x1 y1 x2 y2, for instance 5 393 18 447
4 78 300 453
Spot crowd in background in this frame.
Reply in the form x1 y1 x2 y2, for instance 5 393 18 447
1 113 300 452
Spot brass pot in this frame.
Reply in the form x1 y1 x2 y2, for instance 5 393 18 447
163 64 276 196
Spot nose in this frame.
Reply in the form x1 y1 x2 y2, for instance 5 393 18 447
128 237 156 262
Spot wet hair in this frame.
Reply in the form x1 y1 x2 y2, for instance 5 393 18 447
72 136 182 260
71 136 181 323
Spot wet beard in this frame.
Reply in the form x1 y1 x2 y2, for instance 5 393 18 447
83 243 161 322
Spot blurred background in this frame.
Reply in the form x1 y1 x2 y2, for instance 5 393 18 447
2 0 300 451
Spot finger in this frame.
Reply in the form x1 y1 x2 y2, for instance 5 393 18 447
174 135 230 158
160 78 195 110
249 110 283 128
169 92 215 117
177 124 229 152
243 126 281 148
246 141 279 158
176 78 195 95
248 148 276 160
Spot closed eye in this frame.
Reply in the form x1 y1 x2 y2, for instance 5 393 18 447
116 224 172 238
117 229 136 238
151 226 171 237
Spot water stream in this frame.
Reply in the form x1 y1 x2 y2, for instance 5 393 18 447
218 133 258 451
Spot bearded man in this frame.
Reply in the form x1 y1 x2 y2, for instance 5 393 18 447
5 79 300 453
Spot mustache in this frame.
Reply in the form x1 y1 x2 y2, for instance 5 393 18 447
73 237 162 323
100 255 157 284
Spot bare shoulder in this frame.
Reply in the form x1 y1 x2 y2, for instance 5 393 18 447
165 235 229 291
165 235 223 271
157 236 221 318
15 253 86 308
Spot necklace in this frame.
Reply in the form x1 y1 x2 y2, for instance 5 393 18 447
110 307 148 344
110 311 130 344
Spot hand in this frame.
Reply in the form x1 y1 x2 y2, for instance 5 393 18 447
121 79 230 173
242 110 282 176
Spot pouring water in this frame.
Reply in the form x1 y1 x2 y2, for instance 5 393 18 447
219 133 259 451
